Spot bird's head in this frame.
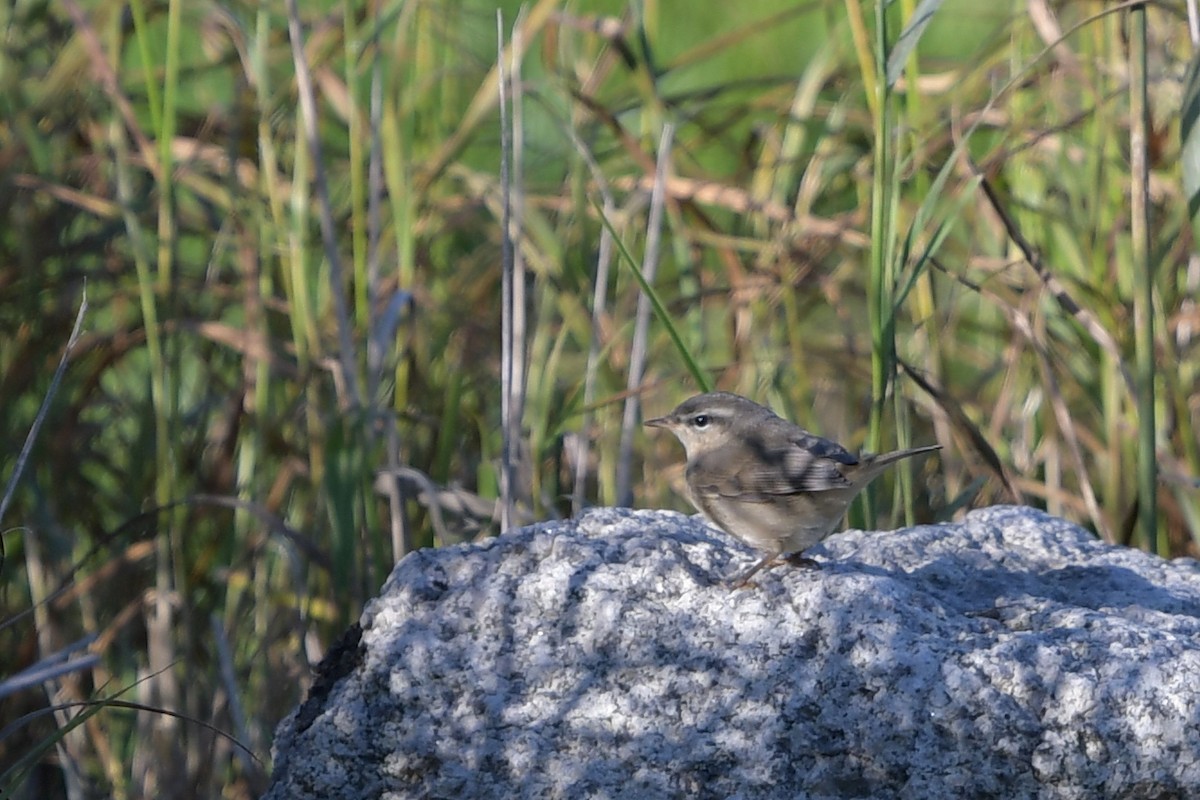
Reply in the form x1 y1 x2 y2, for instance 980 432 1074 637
645 392 771 459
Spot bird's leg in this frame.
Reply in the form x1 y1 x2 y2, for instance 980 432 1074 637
726 552 782 590
726 550 821 589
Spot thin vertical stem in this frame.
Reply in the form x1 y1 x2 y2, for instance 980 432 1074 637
1128 3 1158 551
497 10 516 532
285 0 362 410
575 198 614 515
616 123 674 508
511 9 528 518
864 0 894 530
561 117 616 515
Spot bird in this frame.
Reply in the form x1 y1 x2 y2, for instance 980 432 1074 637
645 391 941 588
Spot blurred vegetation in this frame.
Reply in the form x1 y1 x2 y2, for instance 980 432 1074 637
0 0 1197 796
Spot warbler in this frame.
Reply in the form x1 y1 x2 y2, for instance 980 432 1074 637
645 391 941 587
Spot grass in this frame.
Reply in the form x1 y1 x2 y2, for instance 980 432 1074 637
1 0 1197 795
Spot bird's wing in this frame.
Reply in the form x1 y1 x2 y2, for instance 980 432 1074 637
689 429 857 500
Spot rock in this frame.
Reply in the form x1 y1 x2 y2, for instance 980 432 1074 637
263 505 1200 799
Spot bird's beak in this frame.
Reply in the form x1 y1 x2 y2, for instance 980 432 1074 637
644 415 670 429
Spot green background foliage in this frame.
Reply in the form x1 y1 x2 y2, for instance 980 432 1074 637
1 0 1196 795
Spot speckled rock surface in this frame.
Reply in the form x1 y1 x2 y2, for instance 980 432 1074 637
264 505 1200 799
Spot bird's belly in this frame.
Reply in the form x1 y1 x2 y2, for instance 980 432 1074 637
696 493 846 554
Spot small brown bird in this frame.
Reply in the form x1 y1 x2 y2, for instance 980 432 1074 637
645 392 941 588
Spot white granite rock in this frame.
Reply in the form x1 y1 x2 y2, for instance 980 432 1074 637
264 506 1200 799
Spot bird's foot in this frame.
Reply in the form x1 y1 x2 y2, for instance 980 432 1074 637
784 553 820 570
724 554 782 590
725 553 820 588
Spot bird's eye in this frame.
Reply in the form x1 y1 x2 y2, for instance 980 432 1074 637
691 414 710 429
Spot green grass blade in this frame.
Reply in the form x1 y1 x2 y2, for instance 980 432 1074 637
592 197 711 394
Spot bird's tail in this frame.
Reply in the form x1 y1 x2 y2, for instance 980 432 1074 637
856 444 942 485
872 443 942 468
